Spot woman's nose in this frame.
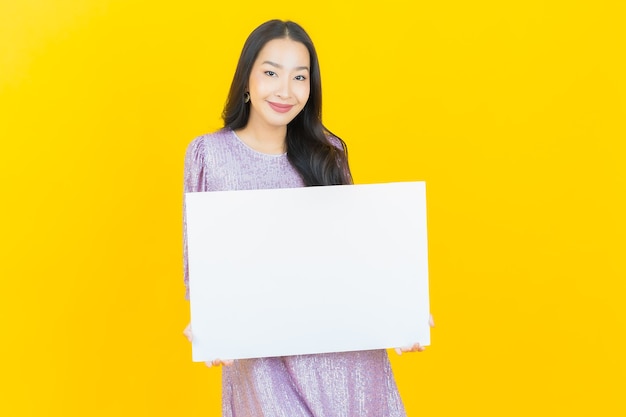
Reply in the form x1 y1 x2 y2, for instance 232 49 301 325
275 79 291 99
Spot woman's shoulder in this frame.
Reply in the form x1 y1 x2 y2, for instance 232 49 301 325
186 127 234 155
188 127 233 147
325 131 347 152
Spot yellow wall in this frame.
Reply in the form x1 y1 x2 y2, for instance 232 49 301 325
1 0 624 415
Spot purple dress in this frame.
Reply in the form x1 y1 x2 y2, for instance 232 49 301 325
183 128 407 417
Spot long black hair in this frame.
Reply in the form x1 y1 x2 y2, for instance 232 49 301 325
222 20 352 186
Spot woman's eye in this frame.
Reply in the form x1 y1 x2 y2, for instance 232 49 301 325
265 71 277 77
294 75 307 81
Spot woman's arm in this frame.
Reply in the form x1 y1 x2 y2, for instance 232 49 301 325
181 135 233 368
182 136 208 300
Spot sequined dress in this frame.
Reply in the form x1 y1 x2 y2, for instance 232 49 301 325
183 128 407 417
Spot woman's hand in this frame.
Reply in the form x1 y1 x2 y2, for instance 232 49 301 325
183 323 234 367
394 314 435 355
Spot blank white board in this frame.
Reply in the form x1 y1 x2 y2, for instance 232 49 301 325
185 181 430 361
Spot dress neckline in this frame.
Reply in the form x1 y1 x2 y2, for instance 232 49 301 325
230 129 287 158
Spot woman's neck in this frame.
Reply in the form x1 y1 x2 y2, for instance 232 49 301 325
235 123 287 155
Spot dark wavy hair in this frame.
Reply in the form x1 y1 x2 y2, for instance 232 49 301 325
222 20 352 186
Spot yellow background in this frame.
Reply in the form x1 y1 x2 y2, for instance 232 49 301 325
1 0 624 415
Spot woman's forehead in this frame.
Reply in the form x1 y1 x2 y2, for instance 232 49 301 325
255 38 310 68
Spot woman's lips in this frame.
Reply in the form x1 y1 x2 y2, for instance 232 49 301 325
268 101 294 113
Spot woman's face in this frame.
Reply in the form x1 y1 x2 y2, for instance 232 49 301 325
246 38 310 131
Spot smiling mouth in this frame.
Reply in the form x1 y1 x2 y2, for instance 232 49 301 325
268 101 294 113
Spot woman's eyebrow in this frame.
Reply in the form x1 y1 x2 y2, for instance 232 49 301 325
262 60 310 71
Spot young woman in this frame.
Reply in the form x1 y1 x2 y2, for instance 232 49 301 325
182 20 430 417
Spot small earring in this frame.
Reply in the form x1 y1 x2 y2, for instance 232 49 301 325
244 92 250 103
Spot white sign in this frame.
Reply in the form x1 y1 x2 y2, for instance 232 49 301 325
185 182 430 361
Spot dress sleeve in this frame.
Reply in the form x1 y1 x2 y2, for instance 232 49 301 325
183 136 207 300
